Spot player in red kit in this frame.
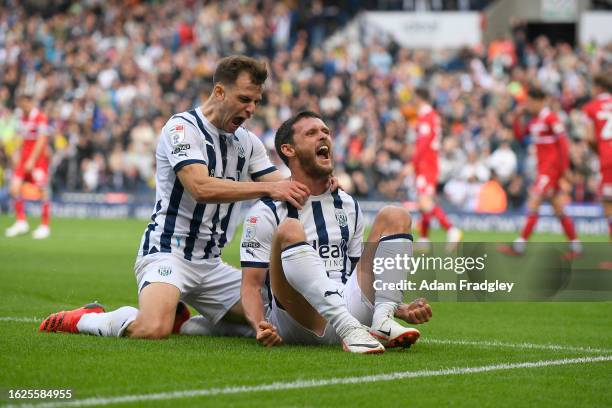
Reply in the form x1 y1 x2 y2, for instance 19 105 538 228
582 73 612 241
411 88 462 248
5 93 52 239
501 87 581 257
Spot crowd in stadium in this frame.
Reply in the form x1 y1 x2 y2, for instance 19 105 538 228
0 0 610 212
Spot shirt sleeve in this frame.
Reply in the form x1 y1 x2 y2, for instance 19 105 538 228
247 132 276 180
240 202 277 269
160 119 209 173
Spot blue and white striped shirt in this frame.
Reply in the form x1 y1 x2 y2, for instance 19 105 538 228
138 108 276 263
239 189 364 284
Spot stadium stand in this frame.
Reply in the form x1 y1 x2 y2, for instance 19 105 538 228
0 0 610 214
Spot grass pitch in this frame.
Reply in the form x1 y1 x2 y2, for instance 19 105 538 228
0 217 611 407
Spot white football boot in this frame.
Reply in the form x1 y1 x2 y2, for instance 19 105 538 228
339 325 385 354
5 220 29 237
370 317 420 349
32 225 50 239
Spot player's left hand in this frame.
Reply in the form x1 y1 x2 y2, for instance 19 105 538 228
256 320 283 347
395 298 432 324
326 175 339 191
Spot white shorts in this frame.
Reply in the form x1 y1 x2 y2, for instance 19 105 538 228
134 253 241 325
268 272 374 345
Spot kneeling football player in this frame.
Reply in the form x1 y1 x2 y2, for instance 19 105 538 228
239 111 432 353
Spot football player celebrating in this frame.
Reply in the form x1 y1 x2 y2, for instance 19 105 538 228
501 87 581 257
582 72 612 241
239 111 432 353
411 88 462 248
5 92 52 239
39 56 313 339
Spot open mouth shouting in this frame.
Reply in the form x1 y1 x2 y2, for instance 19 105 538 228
230 115 246 130
316 144 332 162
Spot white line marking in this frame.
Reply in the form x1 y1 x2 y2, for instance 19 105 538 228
3 316 611 353
421 338 612 354
7 355 612 408
0 317 39 323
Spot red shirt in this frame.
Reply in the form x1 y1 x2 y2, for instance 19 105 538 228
582 93 612 170
516 107 569 176
412 104 441 177
18 108 49 162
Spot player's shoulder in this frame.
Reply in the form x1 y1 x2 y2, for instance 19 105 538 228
235 125 261 148
32 109 48 122
582 99 598 114
248 198 284 223
543 111 562 126
334 188 356 203
166 110 200 131
333 189 360 212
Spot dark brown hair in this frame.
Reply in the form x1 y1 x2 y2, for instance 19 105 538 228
593 72 612 93
527 86 547 100
213 55 268 87
414 87 430 102
275 111 322 166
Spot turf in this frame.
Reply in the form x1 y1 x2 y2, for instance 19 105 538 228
0 217 611 407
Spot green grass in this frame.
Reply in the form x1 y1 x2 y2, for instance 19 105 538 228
0 217 611 407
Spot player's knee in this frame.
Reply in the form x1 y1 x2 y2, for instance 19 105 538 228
376 205 412 233
129 317 172 339
276 218 306 248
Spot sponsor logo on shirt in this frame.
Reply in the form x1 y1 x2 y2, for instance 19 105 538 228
171 144 190 156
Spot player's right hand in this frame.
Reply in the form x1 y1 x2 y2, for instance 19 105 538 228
256 320 283 347
266 180 310 209
395 298 432 324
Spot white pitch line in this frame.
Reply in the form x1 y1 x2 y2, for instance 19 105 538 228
421 338 612 354
3 315 611 354
7 355 612 408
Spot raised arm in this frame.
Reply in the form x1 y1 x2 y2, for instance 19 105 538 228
177 164 309 208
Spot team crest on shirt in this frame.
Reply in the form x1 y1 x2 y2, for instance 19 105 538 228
335 209 348 227
158 265 172 276
170 124 185 146
235 142 245 158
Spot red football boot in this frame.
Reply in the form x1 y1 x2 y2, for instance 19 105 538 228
39 302 105 333
172 301 191 334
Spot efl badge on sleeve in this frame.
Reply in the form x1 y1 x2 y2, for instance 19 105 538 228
170 124 185 146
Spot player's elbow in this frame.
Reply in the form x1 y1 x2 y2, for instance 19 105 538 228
241 274 264 298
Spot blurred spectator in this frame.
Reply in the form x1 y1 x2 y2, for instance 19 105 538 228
486 140 517 184
0 0 609 215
